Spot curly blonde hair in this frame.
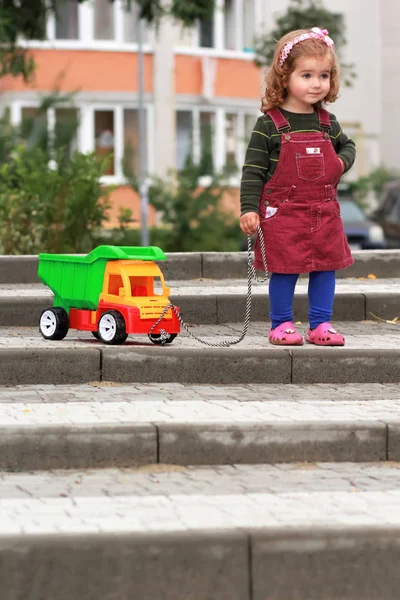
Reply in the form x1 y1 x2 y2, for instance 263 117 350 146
261 29 340 112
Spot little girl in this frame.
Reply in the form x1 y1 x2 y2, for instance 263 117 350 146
240 27 356 346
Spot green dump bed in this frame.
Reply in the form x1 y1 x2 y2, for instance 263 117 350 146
38 245 166 312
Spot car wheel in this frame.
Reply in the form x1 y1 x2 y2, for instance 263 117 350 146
148 333 177 345
98 311 128 345
39 307 69 341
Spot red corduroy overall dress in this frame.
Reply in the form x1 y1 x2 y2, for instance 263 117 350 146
253 107 354 274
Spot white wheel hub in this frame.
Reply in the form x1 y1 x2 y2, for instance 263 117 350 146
99 313 117 342
40 310 57 337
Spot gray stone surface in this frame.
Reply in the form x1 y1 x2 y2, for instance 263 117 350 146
0 298 45 327
0 531 248 600
158 421 386 465
2 461 400 499
1 250 400 283
252 528 400 600
0 423 156 470
0 320 398 384
102 347 292 384
291 348 400 384
0 348 101 385
0 390 397 469
0 278 399 326
0 256 39 284
158 252 203 280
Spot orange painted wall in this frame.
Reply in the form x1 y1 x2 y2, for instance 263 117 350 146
175 55 261 98
2 50 153 93
106 186 156 229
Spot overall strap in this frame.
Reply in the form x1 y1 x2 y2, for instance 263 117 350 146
316 107 331 131
266 108 291 132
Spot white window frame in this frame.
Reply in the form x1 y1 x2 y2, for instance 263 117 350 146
176 0 262 60
176 105 259 186
19 1 153 53
9 100 153 186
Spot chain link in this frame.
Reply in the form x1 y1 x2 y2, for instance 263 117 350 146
148 227 268 347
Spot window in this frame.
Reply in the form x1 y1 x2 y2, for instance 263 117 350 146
199 112 215 175
176 111 193 171
123 109 144 178
21 107 47 148
199 17 214 48
109 274 123 296
225 113 238 171
55 0 79 40
245 114 256 142
94 0 114 40
95 110 115 175
243 0 255 51
224 0 235 50
197 0 257 52
54 108 79 155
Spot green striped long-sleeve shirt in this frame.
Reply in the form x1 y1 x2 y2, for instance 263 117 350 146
240 108 356 215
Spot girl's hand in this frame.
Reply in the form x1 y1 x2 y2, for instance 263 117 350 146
338 157 345 173
240 212 260 235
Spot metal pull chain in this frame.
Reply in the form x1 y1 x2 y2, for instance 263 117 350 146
149 226 268 347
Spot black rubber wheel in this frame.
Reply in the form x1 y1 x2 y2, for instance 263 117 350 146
39 307 69 341
91 331 101 340
98 310 128 345
148 333 177 345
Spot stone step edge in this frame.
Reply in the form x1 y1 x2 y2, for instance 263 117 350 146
0 291 398 326
2 499 400 600
0 418 394 470
0 346 399 386
1 249 400 283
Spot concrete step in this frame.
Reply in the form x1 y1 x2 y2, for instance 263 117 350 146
2 461 400 599
0 321 399 385
1 249 400 283
1 382 400 470
1 278 400 326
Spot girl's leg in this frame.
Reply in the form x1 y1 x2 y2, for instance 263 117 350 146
306 270 344 346
308 270 335 329
269 272 299 329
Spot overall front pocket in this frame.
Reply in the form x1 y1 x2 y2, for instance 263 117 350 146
296 154 325 181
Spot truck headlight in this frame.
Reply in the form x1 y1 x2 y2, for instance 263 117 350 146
369 224 385 243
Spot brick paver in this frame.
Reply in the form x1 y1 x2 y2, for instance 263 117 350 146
0 278 399 296
2 489 400 535
1 462 400 499
0 320 399 349
0 382 399 403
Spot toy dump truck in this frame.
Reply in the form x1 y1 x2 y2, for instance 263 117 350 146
38 245 180 345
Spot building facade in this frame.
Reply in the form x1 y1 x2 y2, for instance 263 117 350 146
0 0 394 226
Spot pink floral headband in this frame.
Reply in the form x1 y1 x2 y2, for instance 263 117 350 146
279 27 334 67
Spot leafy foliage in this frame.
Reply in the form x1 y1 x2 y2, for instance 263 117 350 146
0 0 215 80
0 95 111 254
254 0 356 87
123 161 241 252
0 145 111 254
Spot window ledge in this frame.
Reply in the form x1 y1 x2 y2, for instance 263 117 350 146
19 39 153 53
175 47 255 61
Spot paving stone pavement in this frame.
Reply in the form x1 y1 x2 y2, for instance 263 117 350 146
1 462 400 499
0 382 399 403
1 277 400 296
0 320 399 349
3 489 400 535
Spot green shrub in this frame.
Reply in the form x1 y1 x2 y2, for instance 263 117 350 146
0 146 110 254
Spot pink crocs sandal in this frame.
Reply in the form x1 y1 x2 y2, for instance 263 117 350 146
269 321 304 346
305 322 345 346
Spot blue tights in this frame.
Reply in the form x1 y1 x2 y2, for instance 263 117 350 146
269 271 336 330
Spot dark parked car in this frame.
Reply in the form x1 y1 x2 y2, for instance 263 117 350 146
240 194 386 251
372 180 400 248
338 195 386 250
